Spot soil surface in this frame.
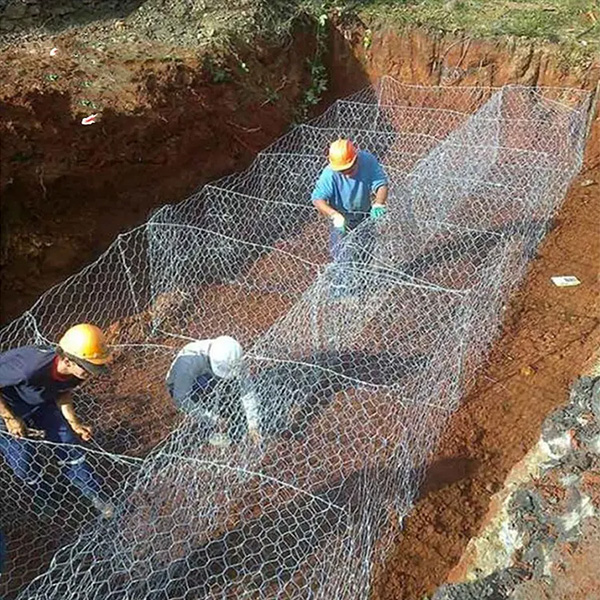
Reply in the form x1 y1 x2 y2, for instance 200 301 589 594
372 128 600 599
0 25 316 323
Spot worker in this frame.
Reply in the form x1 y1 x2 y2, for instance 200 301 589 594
311 138 389 260
166 336 261 447
0 323 113 519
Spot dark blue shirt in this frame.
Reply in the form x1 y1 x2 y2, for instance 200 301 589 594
0 346 81 418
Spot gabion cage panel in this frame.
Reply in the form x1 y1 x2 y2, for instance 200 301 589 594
0 77 590 599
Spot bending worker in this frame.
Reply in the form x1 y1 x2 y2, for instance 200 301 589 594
0 323 113 518
166 336 261 447
311 138 389 259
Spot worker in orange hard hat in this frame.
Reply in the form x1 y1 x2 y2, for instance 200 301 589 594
311 139 388 258
0 323 114 518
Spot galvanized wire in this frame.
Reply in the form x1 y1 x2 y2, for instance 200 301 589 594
0 77 590 599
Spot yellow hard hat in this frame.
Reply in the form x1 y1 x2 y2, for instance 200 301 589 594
59 324 111 370
328 139 357 171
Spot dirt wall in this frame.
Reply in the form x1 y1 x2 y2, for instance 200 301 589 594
0 25 319 323
325 22 600 94
2 21 599 325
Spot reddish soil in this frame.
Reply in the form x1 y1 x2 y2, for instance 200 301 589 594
372 129 600 599
0 27 317 324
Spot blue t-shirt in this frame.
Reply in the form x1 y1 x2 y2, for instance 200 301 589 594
311 151 388 221
0 346 81 418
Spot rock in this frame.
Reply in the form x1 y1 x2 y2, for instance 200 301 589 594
580 179 596 187
51 4 75 16
0 20 16 31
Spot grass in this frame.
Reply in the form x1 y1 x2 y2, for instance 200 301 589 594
352 0 599 61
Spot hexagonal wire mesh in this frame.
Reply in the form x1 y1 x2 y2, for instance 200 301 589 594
0 77 591 599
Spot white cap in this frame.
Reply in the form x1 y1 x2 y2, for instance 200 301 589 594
208 336 243 379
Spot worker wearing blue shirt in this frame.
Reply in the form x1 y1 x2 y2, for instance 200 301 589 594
0 323 113 519
311 138 389 259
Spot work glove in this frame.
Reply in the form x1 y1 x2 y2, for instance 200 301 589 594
370 203 386 221
330 213 346 235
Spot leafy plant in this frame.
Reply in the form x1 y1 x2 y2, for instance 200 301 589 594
203 55 232 83
295 7 330 122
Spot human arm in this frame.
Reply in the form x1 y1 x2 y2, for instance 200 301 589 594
239 369 261 445
0 395 27 437
312 171 346 233
374 184 388 206
313 200 346 232
370 158 389 219
57 393 93 441
0 358 28 437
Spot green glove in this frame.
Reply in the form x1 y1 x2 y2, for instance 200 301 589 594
370 204 386 221
330 213 346 235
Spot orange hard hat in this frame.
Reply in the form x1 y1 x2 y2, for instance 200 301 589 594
328 139 357 171
59 324 111 366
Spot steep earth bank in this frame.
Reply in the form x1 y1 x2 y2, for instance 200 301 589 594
0 24 317 323
2 20 599 325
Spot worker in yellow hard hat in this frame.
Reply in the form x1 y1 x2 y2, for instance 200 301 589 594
312 139 388 257
0 323 114 518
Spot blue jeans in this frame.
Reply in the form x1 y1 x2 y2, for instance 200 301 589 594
0 404 102 501
328 215 375 296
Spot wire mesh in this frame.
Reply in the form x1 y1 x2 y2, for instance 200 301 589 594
0 76 590 599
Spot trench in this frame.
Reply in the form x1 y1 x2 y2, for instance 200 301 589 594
1 15 599 600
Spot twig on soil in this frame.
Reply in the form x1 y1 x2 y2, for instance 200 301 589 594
259 78 288 107
225 120 261 133
37 166 47 200
481 374 511 394
229 131 255 154
576 24 597 39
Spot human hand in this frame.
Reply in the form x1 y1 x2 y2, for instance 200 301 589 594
6 415 27 438
248 427 263 446
370 203 386 221
72 423 93 441
330 213 346 235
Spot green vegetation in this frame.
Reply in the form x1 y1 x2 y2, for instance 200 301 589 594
195 0 598 67
296 11 330 121
325 0 599 59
